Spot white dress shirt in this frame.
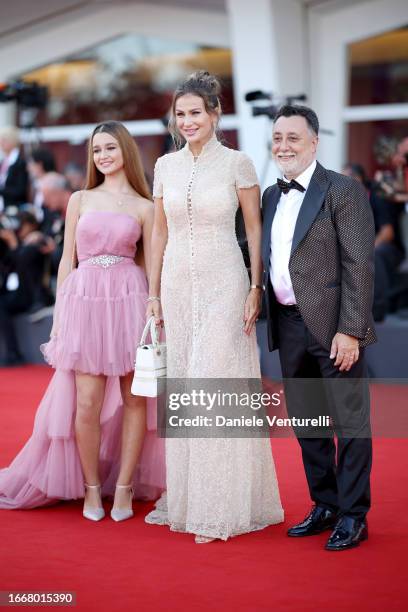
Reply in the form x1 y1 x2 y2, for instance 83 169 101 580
269 159 317 305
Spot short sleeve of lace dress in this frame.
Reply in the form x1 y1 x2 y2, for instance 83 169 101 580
235 151 259 189
153 156 163 198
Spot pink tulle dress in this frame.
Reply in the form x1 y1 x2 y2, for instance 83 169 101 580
0 210 165 509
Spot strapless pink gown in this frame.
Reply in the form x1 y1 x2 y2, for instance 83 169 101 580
0 210 165 509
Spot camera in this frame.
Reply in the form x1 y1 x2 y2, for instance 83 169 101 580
0 80 48 128
252 105 279 120
0 80 48 109
0 212 20 232
245 90 307 120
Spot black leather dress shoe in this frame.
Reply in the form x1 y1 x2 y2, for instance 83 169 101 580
325 516 368 551
287 505 337 537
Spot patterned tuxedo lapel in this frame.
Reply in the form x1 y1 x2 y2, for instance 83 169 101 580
261 185 281 269
290 162 330 258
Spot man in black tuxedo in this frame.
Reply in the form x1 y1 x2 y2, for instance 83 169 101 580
262 105 376 551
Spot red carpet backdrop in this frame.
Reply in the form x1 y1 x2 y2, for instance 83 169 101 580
0 366 407 611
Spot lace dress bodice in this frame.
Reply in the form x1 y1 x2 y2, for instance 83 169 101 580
153 135 260 377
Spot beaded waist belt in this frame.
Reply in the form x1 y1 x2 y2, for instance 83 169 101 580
84 254 129 268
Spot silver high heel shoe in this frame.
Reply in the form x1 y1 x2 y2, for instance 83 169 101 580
83 483 105 522
195 535 216 544
110 484 134 522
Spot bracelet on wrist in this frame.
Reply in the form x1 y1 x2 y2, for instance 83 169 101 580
250 284 264 291
147 296 161 303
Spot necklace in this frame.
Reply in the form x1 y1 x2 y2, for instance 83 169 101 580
98 188 132 207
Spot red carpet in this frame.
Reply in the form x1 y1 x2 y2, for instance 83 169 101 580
0 366 407 612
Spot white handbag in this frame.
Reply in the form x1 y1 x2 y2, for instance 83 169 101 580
131 316 166 398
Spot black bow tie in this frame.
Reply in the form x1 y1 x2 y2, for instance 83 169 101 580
277 178 305 195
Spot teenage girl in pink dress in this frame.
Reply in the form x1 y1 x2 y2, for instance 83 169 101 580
0 121 165 521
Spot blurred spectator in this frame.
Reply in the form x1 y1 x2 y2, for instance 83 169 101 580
391 136 408 194
0 211 52 366
63 162 85 191
343 163 404 321
39 172 72 274
0 127 29 212
27 147 57 219
371 136 408 198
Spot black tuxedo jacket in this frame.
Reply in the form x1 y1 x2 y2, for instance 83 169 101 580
261 162 377 352
0 154 29 208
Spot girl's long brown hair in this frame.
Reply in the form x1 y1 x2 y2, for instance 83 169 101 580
85 120 151 200
85 121 151 268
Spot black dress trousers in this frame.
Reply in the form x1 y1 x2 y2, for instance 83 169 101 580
277 305 372 520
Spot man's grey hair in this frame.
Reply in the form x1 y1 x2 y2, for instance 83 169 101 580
40 171 71 191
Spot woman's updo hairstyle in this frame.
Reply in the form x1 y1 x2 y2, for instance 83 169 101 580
169 70 222 147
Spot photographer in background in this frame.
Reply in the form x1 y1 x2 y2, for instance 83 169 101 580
0 211 52 366
0 127 29 212
27 147 57 219
39 172 72 275
63 162 85 191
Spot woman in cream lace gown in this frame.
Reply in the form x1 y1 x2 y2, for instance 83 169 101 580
146 71 283 542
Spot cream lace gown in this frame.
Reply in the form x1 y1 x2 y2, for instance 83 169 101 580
145 135 284 539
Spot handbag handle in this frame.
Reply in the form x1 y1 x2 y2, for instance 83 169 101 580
139 316 163 347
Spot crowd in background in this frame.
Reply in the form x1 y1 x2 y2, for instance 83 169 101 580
0 125 408 366
0 126 84 365
342 161 408 322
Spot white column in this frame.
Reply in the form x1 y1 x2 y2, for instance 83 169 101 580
226 0 307 187
0 102 16 128
308 22 347 171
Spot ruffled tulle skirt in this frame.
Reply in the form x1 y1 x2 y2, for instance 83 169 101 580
0 261 166 509
42 259 147 377
0 370 165 508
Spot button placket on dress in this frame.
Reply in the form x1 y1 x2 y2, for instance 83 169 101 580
187 157 199 340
